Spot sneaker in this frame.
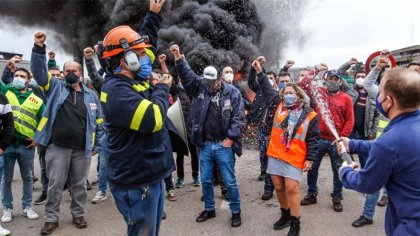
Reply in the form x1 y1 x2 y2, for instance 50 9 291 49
40 222 59 235
162 211 166 220
377 195 388 207
1 209 12 223
258 171 266 181
352 215 373 227
175 178 184 188
0 225 10 236
301 194 317 206
193 177 201 187
167 190 177 201
91 191 108 204
332 197 343 212
231 211 241 227
261 191 273 201
22 207 39 220
273 208 291 230
34 192 47 205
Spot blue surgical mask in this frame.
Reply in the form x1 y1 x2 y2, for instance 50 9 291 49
137 56 152 79
278 82 286 90
375 93 389 118
29 79 38 87
12 77 27 90
283 94 297 107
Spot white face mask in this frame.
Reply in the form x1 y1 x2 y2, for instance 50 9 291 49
223 73 234 83
355 78 364 87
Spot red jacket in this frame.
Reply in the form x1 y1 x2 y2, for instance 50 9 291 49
300 77 354 140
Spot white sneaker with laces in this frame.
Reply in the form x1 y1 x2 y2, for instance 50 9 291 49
0 225 10 236
92 191 108 204
22 207 39 220
1 209 12 223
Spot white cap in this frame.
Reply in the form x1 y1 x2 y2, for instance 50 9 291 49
203 66 218 80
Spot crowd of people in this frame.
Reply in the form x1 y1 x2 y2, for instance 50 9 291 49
0 0 419 236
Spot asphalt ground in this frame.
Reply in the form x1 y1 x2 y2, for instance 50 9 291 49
4 148 386 236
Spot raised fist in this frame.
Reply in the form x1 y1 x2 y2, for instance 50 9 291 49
376 57 389 70
48 51 56 59
34 32 46 46
285 60 295 68
256 56 266 66
158 54 167 63
252 59 263 74
170 44 182 60
380 49 390 57
150 0 166 14
348 58 358 65
315 63 328 71
156 73 173 87
6 56 21 72
83 47 95 59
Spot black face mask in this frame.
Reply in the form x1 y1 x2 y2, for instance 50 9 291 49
65 72 79 85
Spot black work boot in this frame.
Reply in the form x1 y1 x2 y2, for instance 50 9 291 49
273 208 291 230
301 194 317 206
287 216 300 236
196 210 216 223
231 211 241 227
332 197 343 212
258 171 266 181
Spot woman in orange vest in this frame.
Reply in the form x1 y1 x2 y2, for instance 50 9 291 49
251 57 320 236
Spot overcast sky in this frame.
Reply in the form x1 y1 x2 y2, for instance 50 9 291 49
0 0 419 70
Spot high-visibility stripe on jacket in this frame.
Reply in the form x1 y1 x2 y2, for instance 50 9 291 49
376 114 389 138
5 91 43 138
267 103 317 170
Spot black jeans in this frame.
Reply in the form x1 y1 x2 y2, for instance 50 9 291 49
176 139 199 179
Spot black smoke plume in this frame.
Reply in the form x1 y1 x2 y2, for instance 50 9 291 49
0 0 307 74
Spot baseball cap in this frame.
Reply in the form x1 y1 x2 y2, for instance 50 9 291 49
327 70 341 78
203 66 218 80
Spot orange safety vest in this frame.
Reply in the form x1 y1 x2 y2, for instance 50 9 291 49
267 103 317 170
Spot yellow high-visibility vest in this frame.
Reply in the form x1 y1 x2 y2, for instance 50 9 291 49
5 91 43 138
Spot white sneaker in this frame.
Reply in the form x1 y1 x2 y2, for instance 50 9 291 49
22 207 39 220
91 191 108 204
0 225 10 236
1 209 12 223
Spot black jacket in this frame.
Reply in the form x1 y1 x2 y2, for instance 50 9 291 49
0 92 14 150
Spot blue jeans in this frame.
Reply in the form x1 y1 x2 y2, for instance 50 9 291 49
110 180 164 236
164 174 174 192
307 138 343 198
98 149 108 193
350 131 380 219
1 145 35 209
200 141 240 214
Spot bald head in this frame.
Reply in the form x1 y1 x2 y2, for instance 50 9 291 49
381 68 420 109
63 61 83 78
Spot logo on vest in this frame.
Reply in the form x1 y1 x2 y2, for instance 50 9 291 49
29 96 39 105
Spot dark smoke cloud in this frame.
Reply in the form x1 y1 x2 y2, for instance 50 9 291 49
0 0 307 74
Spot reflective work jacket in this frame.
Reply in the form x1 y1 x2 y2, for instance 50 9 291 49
5 91 43 139
267 103 318 170
376 114 389 138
